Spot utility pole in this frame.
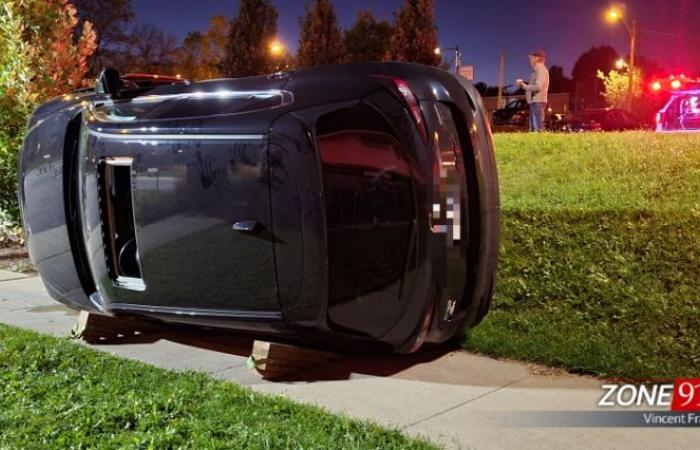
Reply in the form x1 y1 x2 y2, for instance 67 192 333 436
606 7 638 112
454 45 461 74
627 19 637 112
497 49 506 109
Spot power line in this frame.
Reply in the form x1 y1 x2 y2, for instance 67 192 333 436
639 29 700 42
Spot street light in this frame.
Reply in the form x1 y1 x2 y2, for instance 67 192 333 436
435 46 461 74
269 39 285 57
605 5 638 111
615 58 627 70
606 7 621 22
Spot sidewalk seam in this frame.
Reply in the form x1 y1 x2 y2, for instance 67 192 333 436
401 376 527 429
209 362 248 375
0 276 30 283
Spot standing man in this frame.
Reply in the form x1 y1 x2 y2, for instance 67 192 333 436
517 50 550 132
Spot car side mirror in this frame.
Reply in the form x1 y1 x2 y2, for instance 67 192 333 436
96 68 122 97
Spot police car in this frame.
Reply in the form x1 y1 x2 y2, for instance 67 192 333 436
655 78 700 132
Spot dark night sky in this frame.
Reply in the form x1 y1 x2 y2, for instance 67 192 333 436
132 0 700 84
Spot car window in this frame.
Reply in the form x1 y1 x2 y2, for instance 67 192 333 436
506 99 521 109
681 95 700 117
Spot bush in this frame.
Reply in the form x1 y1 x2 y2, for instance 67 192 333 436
465 132 700 379
0 133 23 224
0 0 96 225
1 2 33 225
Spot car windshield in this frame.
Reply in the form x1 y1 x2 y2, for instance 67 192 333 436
506 99 525 109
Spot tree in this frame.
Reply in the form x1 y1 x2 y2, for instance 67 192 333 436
344 10 392 63
127 23 178 73
224 0 279 77
297 0 345 67
73 0 134 73
199 15 228 79
175 31 205 80
16 0 97 98
176 16 229 81
548 65 573 93
386 0 440 66
636 56 664 80
571 45 619 109
1 0 96 223
597 68 643 109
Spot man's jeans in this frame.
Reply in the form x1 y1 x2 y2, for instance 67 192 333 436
529 102 546 132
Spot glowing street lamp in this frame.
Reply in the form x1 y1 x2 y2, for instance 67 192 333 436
435 45 461 74
605 5 638 111
269 39 285 57
615 58 627 70
606 7 621 22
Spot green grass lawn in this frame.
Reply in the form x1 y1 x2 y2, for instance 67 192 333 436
464 131 700 380
0 324 435 450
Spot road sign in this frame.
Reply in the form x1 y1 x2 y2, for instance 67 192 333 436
459 65 474 80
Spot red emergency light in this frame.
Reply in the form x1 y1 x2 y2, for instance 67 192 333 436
649 74 700 93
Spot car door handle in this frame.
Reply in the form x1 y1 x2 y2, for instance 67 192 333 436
232 221 261 233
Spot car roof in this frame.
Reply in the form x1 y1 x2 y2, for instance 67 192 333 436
672 88 700 96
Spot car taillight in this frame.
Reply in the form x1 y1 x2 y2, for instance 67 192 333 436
392 78 428 143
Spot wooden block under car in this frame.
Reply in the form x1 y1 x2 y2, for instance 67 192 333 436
248 340 339 379
72 310 161 344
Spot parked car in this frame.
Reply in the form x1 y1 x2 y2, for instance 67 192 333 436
19 63 500 353
559 108 647 132
492 99 530 128
491 98 562 131
656 87 700 132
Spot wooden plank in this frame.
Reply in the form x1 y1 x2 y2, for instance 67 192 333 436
72 311 160 343
249 340 339 379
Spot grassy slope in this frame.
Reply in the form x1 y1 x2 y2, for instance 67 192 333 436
465 132 700 379
0 325 435 450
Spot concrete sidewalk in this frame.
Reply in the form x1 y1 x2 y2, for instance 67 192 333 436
1 270 697 449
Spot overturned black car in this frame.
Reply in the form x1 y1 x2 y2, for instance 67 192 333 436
19 63 499 353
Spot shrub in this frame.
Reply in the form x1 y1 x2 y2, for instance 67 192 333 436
0 0 96 225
